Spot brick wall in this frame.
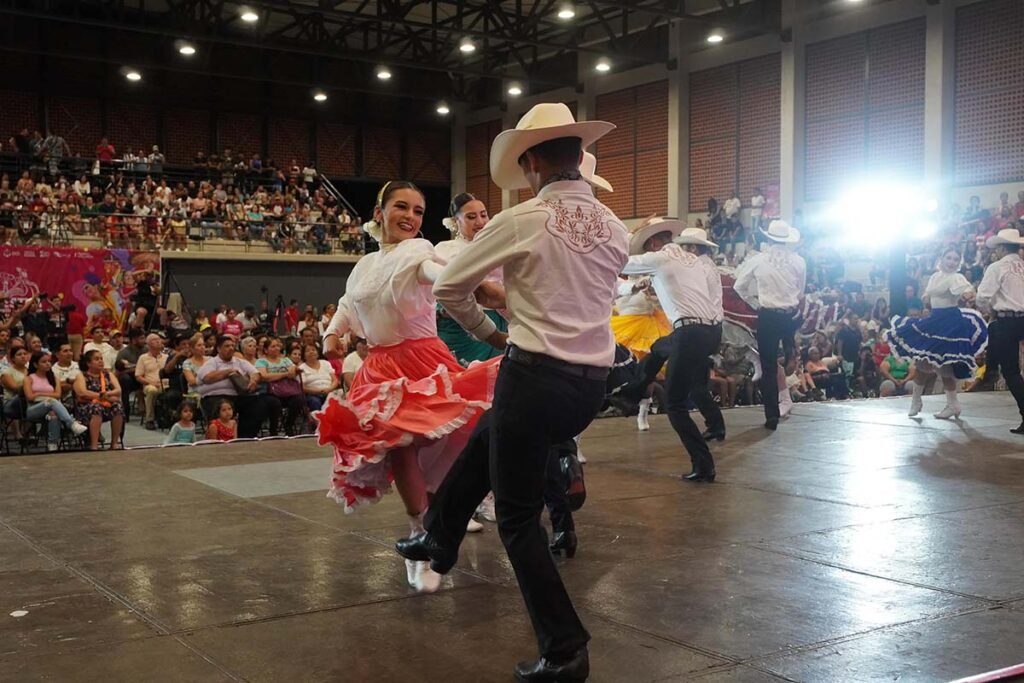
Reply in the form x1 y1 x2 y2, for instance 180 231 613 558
804 19 926 201
689 54 780 212
316 122 357 178
217 113 262 159
954 0 1024 186
268 118 311 167
46 96 103 157
408 130 451 185
465 119 503 214
363 126 401 180
166 109 210 165
105 102 160 158
596 81 669 219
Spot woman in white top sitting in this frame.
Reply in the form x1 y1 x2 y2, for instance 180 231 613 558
318 180 500 592
888 246 987 419
298 342 339 412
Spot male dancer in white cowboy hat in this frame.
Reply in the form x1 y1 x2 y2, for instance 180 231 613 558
620 218 722 482
396 102 628 682
977 227 1024 434
733 219 806 431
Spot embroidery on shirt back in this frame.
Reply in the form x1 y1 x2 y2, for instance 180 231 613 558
537 199 613 254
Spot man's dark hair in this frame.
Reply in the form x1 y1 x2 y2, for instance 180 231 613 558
128 328 145 340
1006 244 1021 254
521 136 582 169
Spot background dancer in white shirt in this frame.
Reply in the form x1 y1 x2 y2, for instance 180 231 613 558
621 221 724 482
396 103 628 682
976 228 1024 434
317 181 500 593
734 220 806 431
888 245 987 419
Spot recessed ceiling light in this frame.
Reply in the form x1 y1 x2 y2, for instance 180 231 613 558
377 67 392 81
125 70 142 82
557 4 575 20
706 32 724 44
459 38 476 54
240 10 259 23
178 44 196 56
436 103 450 115
507 84 523 96
313 91 328 102
595 59 611 73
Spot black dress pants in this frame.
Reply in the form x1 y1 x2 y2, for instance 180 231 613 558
663 324 720 474
755 309 800 421
543 440 575 534
630 324 725 434
989 316 1024 418
424 358 605 659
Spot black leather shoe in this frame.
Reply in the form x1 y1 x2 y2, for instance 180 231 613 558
764 418 779 431
701 429 726 442
515 648 589 682
549 530 577 558
681 471 716 483
1012 422 1024 435
394 533 457 574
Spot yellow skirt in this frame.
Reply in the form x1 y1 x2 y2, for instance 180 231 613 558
610 312 671 358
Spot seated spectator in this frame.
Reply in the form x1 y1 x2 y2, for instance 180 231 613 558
72 349 125 450
298 343 339 412
805 347 848 399
53 342 81 396
218 308 245 337
135 333 167 430
2 346 30 419
164 401 197 446
23 351 89 450
83 327 117 370
115 328 146 419
879 354 918 397
342 337 368 389
196 335 261 438
856 347 880 398
255 337 306 436
205 398 237 441
181 335 207 395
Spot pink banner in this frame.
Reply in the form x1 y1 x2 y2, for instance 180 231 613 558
0 246 161 331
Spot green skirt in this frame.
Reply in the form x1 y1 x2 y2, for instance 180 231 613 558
437 309 508 367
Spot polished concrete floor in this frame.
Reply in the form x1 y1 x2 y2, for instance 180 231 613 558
3 393 1024 682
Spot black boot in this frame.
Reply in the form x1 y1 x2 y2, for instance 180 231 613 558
394 533 458 574
764 417 779 431
549 530 577 558
1011 422 1024 435
701 427 726 442
515 648 589 682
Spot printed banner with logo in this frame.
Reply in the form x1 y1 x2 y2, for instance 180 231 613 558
0 246 161 331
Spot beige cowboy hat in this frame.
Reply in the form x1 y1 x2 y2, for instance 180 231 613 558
580 152 613 193
489 103 615 191
986 227 1024 248
760 219 800 244
674 227 718 249
628 216 685 255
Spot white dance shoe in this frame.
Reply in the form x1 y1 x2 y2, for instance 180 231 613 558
934 403 961 420
475 493 496 523
637 399 651 432
466 518 484 533
412 561 442 593
908 396 923 417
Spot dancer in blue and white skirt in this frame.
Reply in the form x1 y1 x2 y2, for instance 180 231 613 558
888 246 988 419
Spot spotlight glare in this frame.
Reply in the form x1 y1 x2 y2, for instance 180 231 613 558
240 10 259 22
377 67 392 81
557 6 575 20
125 70 142 82
313 91 328 102
595 59 611 73
459 39 476 53
707 32 725 44
436 103 450 115
178 44 196 56
507 85 523 96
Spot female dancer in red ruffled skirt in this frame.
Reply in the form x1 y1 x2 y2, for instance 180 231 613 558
317 180 500 592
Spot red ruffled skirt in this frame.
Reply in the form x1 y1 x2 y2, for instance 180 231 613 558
315 336 500 512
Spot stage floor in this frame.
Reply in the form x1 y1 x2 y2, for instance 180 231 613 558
3 393 1024 682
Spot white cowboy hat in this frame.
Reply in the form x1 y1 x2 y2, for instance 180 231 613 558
674 227 718 249
760 219 800 244
628 216 685 255
986 228 1024 248
489 103 615 191
580 152 613 193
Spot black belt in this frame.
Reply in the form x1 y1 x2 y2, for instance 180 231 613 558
674 317 721 329
994 310 1024 319
504 345 609 381
761 307 798 315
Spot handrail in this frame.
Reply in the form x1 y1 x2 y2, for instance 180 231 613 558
320 175 359 219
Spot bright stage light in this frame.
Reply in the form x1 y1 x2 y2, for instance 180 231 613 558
835 181 940 247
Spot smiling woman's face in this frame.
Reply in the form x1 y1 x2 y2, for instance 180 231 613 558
378 188 425 244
